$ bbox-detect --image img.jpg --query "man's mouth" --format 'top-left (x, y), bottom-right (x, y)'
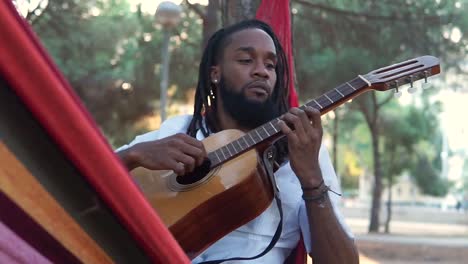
top-left (246, 82), bottom-right (270, 98)
top-left (249, 86), bottom-right (268, 96)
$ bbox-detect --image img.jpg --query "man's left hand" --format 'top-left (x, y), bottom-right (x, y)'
top-left (278, 106), bottom-right (323, 188)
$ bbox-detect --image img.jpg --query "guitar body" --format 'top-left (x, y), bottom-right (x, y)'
top-left (131, 129), bottom-right (274, 258)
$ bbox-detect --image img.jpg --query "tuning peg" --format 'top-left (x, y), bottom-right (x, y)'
top-left (393, 81), bottom-right (402, 98)
top-left (394, 89), bottom-right (402, 98)
top-left (421, 70), bottom-right (433, 89)
top-left (421, 82), bottom-right (432, 89)
top-left (407, 75), bottom-right (417, 93)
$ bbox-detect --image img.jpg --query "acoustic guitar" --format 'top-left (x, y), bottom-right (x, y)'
top-left (131, 55), bottom-right (440, 258)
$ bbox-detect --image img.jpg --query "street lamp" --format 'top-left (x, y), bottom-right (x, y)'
top-left (155, 1), bottom-right (182, 122)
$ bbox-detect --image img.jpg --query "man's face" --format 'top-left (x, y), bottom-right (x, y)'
top-left (213, 28), bottom-right (279, 129)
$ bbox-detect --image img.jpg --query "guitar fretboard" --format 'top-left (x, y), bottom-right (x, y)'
top-left (207, 76), bottom-right (369, 168)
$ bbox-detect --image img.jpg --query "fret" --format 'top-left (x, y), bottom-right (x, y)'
top-left (324, 94), bottom-right (334, 103)
top-left (220, 149), bottom-right (227, 160)
top-left (313, 99), bottom-right (323, 109)
top-left (247, 133), bottom-right (255, 145)
top-left (229, 142), bottom-right (238, 153)
top-left (346, 81), bottom-right (356, 91)
top-left (269, 121), bottom-right (278, 133)
top-left (226, 144), bottom-right (233, 156)
top-left (235, 139), bottom-right (243, 151)
top-left (318, 97), bottom-right (329, 108)
top-left (257, 126), bottom-right (268, 139)
top-left (254, 129), bottom-right (262, 141)
top-left (225, 147), bottom-right (232, 158)
top-left (261, 125), bottom-right (270, 137)
top-left (341, 82), bottom-right (354, 94)
top-left (214, 150), bottom-right (221, 162)
top-left (358, 74), bottom-right (371, 87)
top-left (242, 136), bottom-right (250, 147)
top-left (328, 89), bottom-right (343, 102)
top-left (335, 88), bottom-right (344, 97)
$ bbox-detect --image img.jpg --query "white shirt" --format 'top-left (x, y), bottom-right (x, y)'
top-left (117, 115), bottom-right (353, 263)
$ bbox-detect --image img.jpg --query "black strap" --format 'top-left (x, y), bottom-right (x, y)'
top-left (199, 146), bottom-right (283, 264)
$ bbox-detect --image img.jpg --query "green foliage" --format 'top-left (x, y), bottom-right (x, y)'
top-left (19, 0), bottom-right (203, 147)
top-left (292, 0), bottom-right (467, 201)
top-left (380, 101), bottom-right (450, 196)
top-left (411, 155), bottom-right (452, 196)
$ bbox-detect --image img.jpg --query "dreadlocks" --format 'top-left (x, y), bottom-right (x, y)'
top-left (186, 19), bottom-right (291, 163)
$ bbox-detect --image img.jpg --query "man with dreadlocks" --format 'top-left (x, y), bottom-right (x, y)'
top-left (117, 19), bottom-right (358, 264)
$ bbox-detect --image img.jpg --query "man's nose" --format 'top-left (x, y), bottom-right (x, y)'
top-left (252, 62), bottom-right (269, 79)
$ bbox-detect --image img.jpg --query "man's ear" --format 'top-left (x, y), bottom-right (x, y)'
top-left (210, 66), bottom-right (220, 83)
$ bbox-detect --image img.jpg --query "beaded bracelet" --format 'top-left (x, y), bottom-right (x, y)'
top-left (302, 185), bottom-right (329, 202)
top-left (301, 182), bottom-right (342, 203)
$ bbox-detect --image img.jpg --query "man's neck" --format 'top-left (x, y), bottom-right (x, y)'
top-left (217, 104), bottom-right (250, 133)
top-left (218, 109), bottom-right (249, 132)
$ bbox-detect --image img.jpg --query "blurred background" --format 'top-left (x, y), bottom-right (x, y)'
top-left (13, 0), bottom-right (468, 263)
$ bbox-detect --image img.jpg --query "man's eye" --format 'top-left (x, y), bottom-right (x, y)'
top-left (238, 59), bottom-right (252, 64)
top-left (265, 62), bottom-right (276, 70)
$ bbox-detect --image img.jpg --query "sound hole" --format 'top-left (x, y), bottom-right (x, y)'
top-left (176, 159), bottom-right (212, 185)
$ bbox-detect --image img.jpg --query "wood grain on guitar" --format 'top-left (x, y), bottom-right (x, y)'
top-left (131, 55), bottom-right (440, 259)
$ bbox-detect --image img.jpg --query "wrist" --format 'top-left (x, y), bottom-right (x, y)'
top-left (301, 179), bottom-right (324, 193)
top-left (302, 182), bottom-right (329, 205)
top-left (299, 170), bottom-right (323, 189)
top-left (117, 147), bottom-right (140, 170)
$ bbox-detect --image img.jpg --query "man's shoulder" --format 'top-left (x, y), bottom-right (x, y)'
top-left (158, 114), bottom-right (193, 136)
top-left (115, 115), bottom-right (194, 151)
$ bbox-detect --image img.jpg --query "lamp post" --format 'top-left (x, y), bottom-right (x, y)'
top-left (155, 1), bottom-right (181, 122)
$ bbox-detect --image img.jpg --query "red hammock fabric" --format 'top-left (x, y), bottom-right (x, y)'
top-left (0, 1), bottom-right (189, 263)
top-left (256, 0), bottom-right (299, 108)
top-left (256, 2), bottom-right (306, 264)
top-left (1, 0), bottom-right (303, 262)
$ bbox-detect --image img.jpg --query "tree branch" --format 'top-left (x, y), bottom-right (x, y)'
top-left (378, 93), bottom-right (394, 108)
top-left (184, 0), bottom-right (206, 19)
top-left (293, 0), bottom-right (440, 23)
top-left (356, 98), bottom-right (371, 126)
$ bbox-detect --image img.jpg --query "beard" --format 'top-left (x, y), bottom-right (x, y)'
top-left (218, 77), bottom-right (280, 130)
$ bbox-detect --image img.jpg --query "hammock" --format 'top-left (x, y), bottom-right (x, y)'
top-left (0, 0), bottom-right (303, 263)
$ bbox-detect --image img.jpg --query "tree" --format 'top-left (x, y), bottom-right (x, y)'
top-left (185, 0), bottom-right (220, 49)
top-left (379, 100), bottom-right (446, 233)
top-left (221, 0), bottom-right (261, 25)
top-left (16, 0), bottom-right (205, 146)
top-left (292, 0), bottom-right (468, 233)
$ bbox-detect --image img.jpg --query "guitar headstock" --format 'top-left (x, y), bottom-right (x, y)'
top-left (364, 55), bottom-right (440, 93)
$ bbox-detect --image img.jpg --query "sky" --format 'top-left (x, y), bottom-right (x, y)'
top-left (129, 0), bottom-right (207, 14)
top-left (398, 77), bottom-right (468, 152)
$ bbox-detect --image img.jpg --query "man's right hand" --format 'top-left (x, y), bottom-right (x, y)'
top-left (117, 133), bottom-right (207, 175)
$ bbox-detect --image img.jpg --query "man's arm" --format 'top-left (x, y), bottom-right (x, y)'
top-left (116, 133), bottom-right (207, 175)
top-left (278, 106), bottom-right (359, 263)
top-left (116, 147), bottom-right (140, 171)
top-left (302, 182), bottom-right (359, 263)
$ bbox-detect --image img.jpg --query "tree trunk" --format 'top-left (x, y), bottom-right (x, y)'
top-left (368, 121), bottom-right (383, 232)
top-left (384, 175), bottom-right (393, 233)
top-left (222, 0), bottom-right (261, 26)
top-left (202, 0), bottom-right (220, 49)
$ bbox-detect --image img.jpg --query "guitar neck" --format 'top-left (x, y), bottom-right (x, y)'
top-left (207, 76), bottom-right (370, 168)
